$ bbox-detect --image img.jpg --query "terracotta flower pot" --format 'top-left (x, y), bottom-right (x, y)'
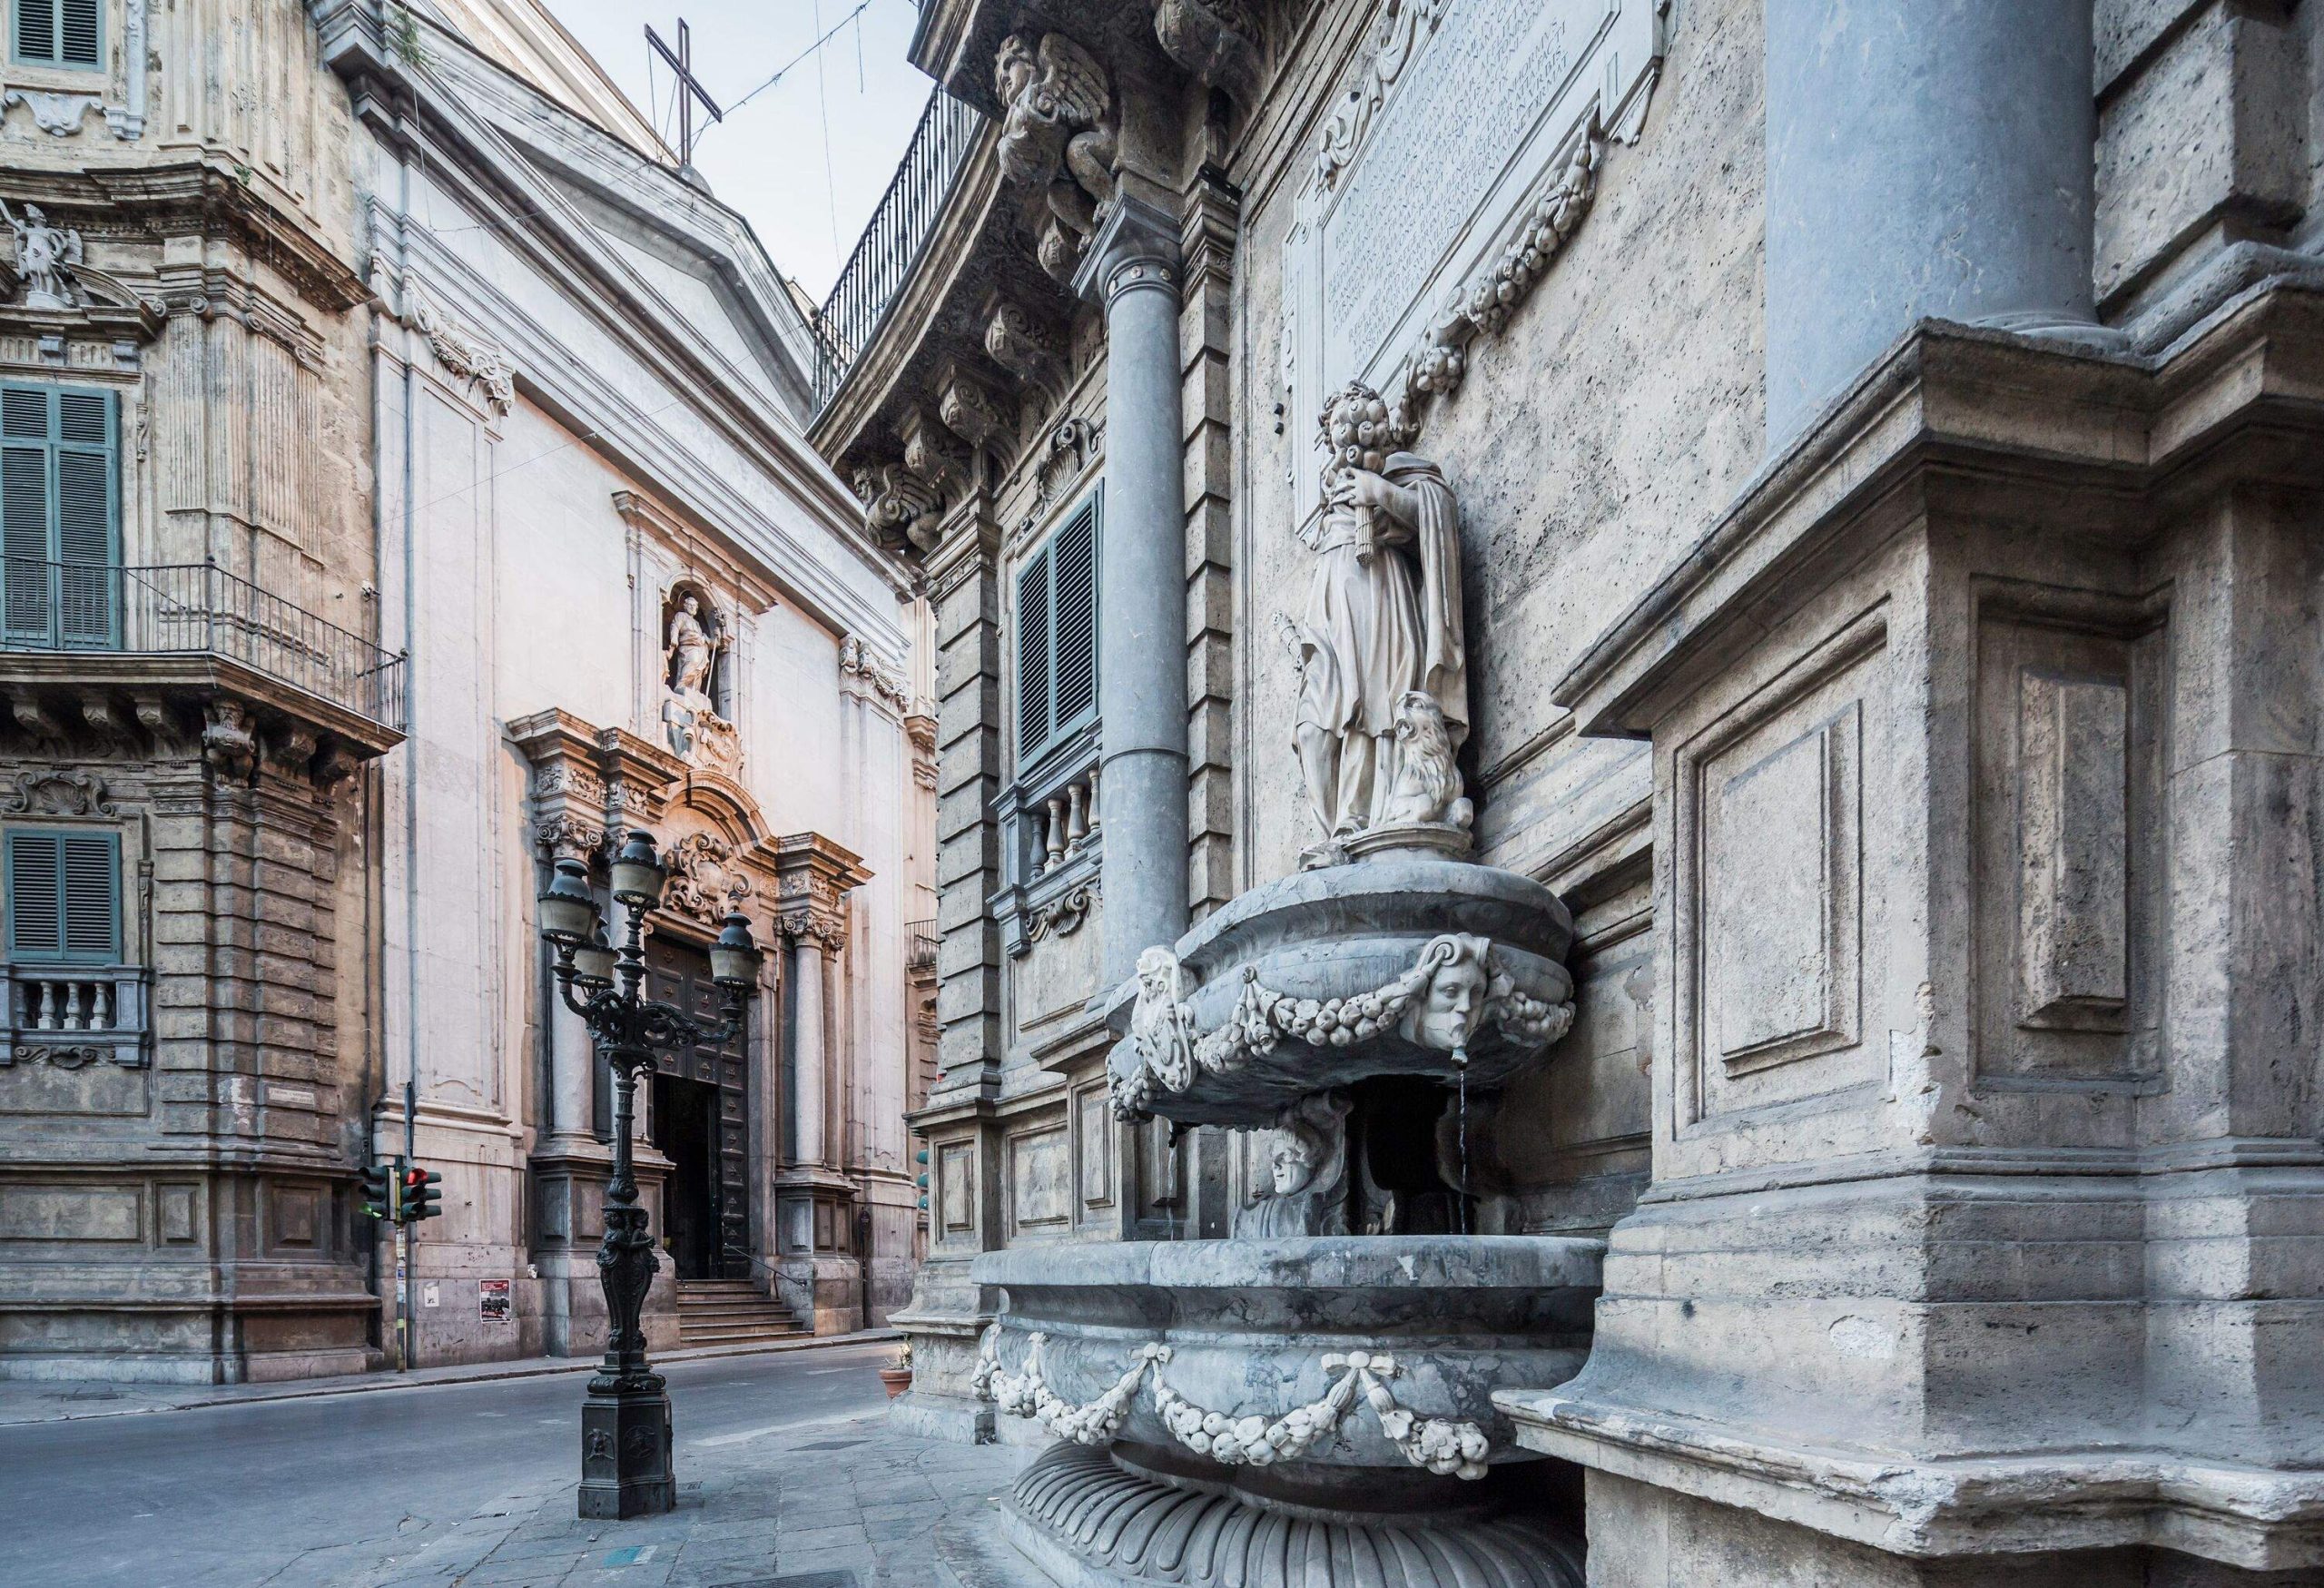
top-left (878, 1366), bottom-right (912, 1399)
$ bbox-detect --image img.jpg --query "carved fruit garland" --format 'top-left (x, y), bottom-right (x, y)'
top-left (973, 1326), bottom-right (1492, 1480)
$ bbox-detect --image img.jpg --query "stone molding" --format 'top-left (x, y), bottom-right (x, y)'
top-left (838, 633), bottom-right (912, 715)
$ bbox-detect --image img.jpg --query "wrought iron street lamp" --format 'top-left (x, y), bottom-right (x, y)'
top-left (540, 831), bottom-right (761, 1519)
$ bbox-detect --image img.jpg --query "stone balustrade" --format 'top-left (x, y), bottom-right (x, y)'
top-left (0, 962), bottom-right (149, 1067)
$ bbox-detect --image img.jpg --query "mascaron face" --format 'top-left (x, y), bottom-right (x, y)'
top-left (1268, 1139), bottom-right (1310, 1197)
top-left (1413, 958), bottom-right (1489, 1051)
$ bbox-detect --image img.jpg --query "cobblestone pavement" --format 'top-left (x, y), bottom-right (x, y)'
top-left (322, 1415), bottom-right (1039, 1588)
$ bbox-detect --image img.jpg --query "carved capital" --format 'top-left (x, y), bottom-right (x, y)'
top-left (1073, 192), bottom-right (1182, 307)
top-left (535, 814), bottom-right (607, 863)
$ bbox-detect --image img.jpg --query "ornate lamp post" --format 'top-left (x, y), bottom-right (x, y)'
top-left (539, 831), bottom-right (762, 1520)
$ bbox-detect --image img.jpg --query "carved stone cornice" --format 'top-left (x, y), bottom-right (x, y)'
top-left (771, 830), bottom-right (871, 950)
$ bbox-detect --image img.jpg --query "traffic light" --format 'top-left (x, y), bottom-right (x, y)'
top-left (400, 1164), bottom-right (443, 1223)
top-left (359, 1160), bottom-right (395, 1221)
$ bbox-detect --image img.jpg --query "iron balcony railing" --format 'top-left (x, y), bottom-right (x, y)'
top-left (808, 87), bottom-right (985, 412)
top-left (0, 557), bottom-right (408, 731)
top-left (906, 917), bottom-right (938, 975)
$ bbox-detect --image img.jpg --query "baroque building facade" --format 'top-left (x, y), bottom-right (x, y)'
top-left (812, 0), bottom-right (2324, 1583)
top-left (0, 0), bottom-right (936, 1383)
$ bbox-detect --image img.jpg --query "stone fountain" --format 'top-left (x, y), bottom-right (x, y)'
top-left (970, 386), bottom-right (1599, 1586)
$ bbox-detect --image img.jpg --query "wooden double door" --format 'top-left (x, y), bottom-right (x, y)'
top-left (645, 934), bottom-right (752, 1280)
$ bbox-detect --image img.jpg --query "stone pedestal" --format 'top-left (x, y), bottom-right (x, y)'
top-left (1521, 300), bottom-right (2324, 1580)
top-left (578, 1379), bottom-right (675, 1520)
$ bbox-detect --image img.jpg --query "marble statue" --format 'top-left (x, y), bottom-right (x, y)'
top-left (4, 201), bottom-right (81, 311)
top-left (662, 593), bottom-right (740, 774)
top-left (1286, 382), bottom-right (1469, 864)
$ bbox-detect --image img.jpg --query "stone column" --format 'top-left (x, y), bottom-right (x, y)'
top-left (1764, 0), bottom-right (2097, 446)
top-left (788, 932), bottom-right (827, 1169)
top-left (1073, 193), bottom-right (1189, 987)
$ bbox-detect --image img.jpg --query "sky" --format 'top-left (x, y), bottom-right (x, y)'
top-left (543, 0), bottom-right (935, 302)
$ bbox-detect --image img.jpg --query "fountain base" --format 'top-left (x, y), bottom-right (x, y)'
top-left (1003, 1441), bottom-right (1586, 1587)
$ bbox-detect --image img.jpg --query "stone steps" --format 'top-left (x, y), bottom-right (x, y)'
top-left (674, 1279), bottom-right (806, 1346)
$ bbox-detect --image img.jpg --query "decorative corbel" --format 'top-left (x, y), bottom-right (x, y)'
top-left (1153, 0), bottom-right (1262, 106)
top-left (852, 459), bottom-right (944, 556)
top-left (982, 296), bottom-right (1067, 404)
top-left (937, 360), bottom-right (1014, 455)
top-left (899, 405), bottom-right (971, 503)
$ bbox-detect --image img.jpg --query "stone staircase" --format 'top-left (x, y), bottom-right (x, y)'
top-left (674, 1278), bottom-right (808, 1347)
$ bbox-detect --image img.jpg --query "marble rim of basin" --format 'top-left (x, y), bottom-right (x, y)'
top-left (1104, 856), bottom-right (1578, 1126)
top-left (970, 1235), bottom-right (1603, 1474)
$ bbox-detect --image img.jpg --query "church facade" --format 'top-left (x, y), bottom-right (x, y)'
top-left (0, 0), bottom-right (934, 1383)
top-left (815, 0), bottom-right (2324, 1583)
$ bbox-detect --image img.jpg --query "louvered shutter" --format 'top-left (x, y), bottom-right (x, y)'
top-left (1049, 501), bottom-right (1098, 734)
top-left (5, 832), bottom-right (62, 959)
top-left (54, 390), bottom-right (115, 646)
top-left (0, 384), bottom-right (118, 647)
top-left (1017, 545), bottom-right (1052, 766)
top-left (58, 0), bottom-right (100, 67)
top-left (60, 833), bottom-right (119, 959)
top-left (5, 829), bottom-right (118, 964)
top-left (1, 389), bottom-right (48, 643)
top-left (13, 0), bottom-right (57, 63)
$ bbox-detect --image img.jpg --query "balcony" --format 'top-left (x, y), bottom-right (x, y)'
top-left (806, 87), bottom-right (986, 413)
top-left (0, 557), bottom-right (407, 735)
top-left (0, 963), bottom-right (147, 1068)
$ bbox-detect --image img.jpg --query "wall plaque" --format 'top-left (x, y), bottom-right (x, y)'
top-left (1282, 0), bottom-right (1664, 506)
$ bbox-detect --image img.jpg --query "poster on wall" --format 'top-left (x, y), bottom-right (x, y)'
top-left (479, 1278), bottom-right (511, 1324)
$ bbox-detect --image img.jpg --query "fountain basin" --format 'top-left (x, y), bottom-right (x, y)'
top-left (1106, 856), bottom-right (1577, 1125)
top-left (973, 1234), bottom-right (1600, 1471)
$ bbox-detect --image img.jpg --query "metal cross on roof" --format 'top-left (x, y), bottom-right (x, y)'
top-left (646, 19), bottom-right (724, 172)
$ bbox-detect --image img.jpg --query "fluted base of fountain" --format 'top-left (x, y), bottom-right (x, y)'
top-left (1003, 1441), bottom-right (1585, 1587)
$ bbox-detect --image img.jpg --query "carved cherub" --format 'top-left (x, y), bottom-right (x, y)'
top-left (993, 33), bottom-right (1118, 275)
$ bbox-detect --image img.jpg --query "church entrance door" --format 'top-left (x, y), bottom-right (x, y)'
top-left (645, 933), bottom-right (750, 1279)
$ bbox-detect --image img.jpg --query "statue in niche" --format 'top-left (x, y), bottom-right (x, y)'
top-left (1234, 1090), bottom-right (1353, 1238)
top-left (662, 592), bottom-right (741, 774)
top-left (1284, 382), bottom-right (1469, 866)
top-left (3, 201), bottom-right (81, 311)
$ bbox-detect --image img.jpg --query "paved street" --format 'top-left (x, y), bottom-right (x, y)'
top-left (0, 1341), bottom-right (1035, 1587)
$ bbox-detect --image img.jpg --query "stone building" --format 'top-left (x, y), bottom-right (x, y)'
top-left (0, 0), bottom-right (936, 1383)
top-left (812, 0), bottom-right (2324, 1583)
top-left (0, 0), bottom-right (396, 1384)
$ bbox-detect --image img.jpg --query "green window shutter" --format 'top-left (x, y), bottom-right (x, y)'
top-left (13, 0), bottom-right (56, 63)
top-left (6, 832), bottom-right (62, 958)
top-left (1017, 544), bottom-right (1052, 766)
top-left (14, 0), bottom-right (99, 67)
top-left (59, 0), bottom-right (99, 66)
top-left (0, 383), bottom-right (119, 647)
top-left (5, 828), bottom-right (119, 964)
top-left (1050, 500), bottom-right (1098, 735)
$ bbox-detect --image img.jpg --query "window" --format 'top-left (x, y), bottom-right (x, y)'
top-left (5, 828), bottom-right (121, 965)
top-left (1016, 493), bottom-right (1099, 768)
top-left (1, 382), bottom-right (119, 648)
top-left (12, 0), bottom-right (102, 68)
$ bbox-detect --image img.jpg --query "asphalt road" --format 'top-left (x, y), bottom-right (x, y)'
top-left (0, 1340), bottom-right (896, 1587)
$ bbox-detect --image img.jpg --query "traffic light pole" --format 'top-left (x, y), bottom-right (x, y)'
top-left (399, 1076), bottom-right (416, 1371)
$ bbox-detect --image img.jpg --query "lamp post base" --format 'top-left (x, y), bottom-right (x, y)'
top-left (578, 1378), bottom-right (675, 1519)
